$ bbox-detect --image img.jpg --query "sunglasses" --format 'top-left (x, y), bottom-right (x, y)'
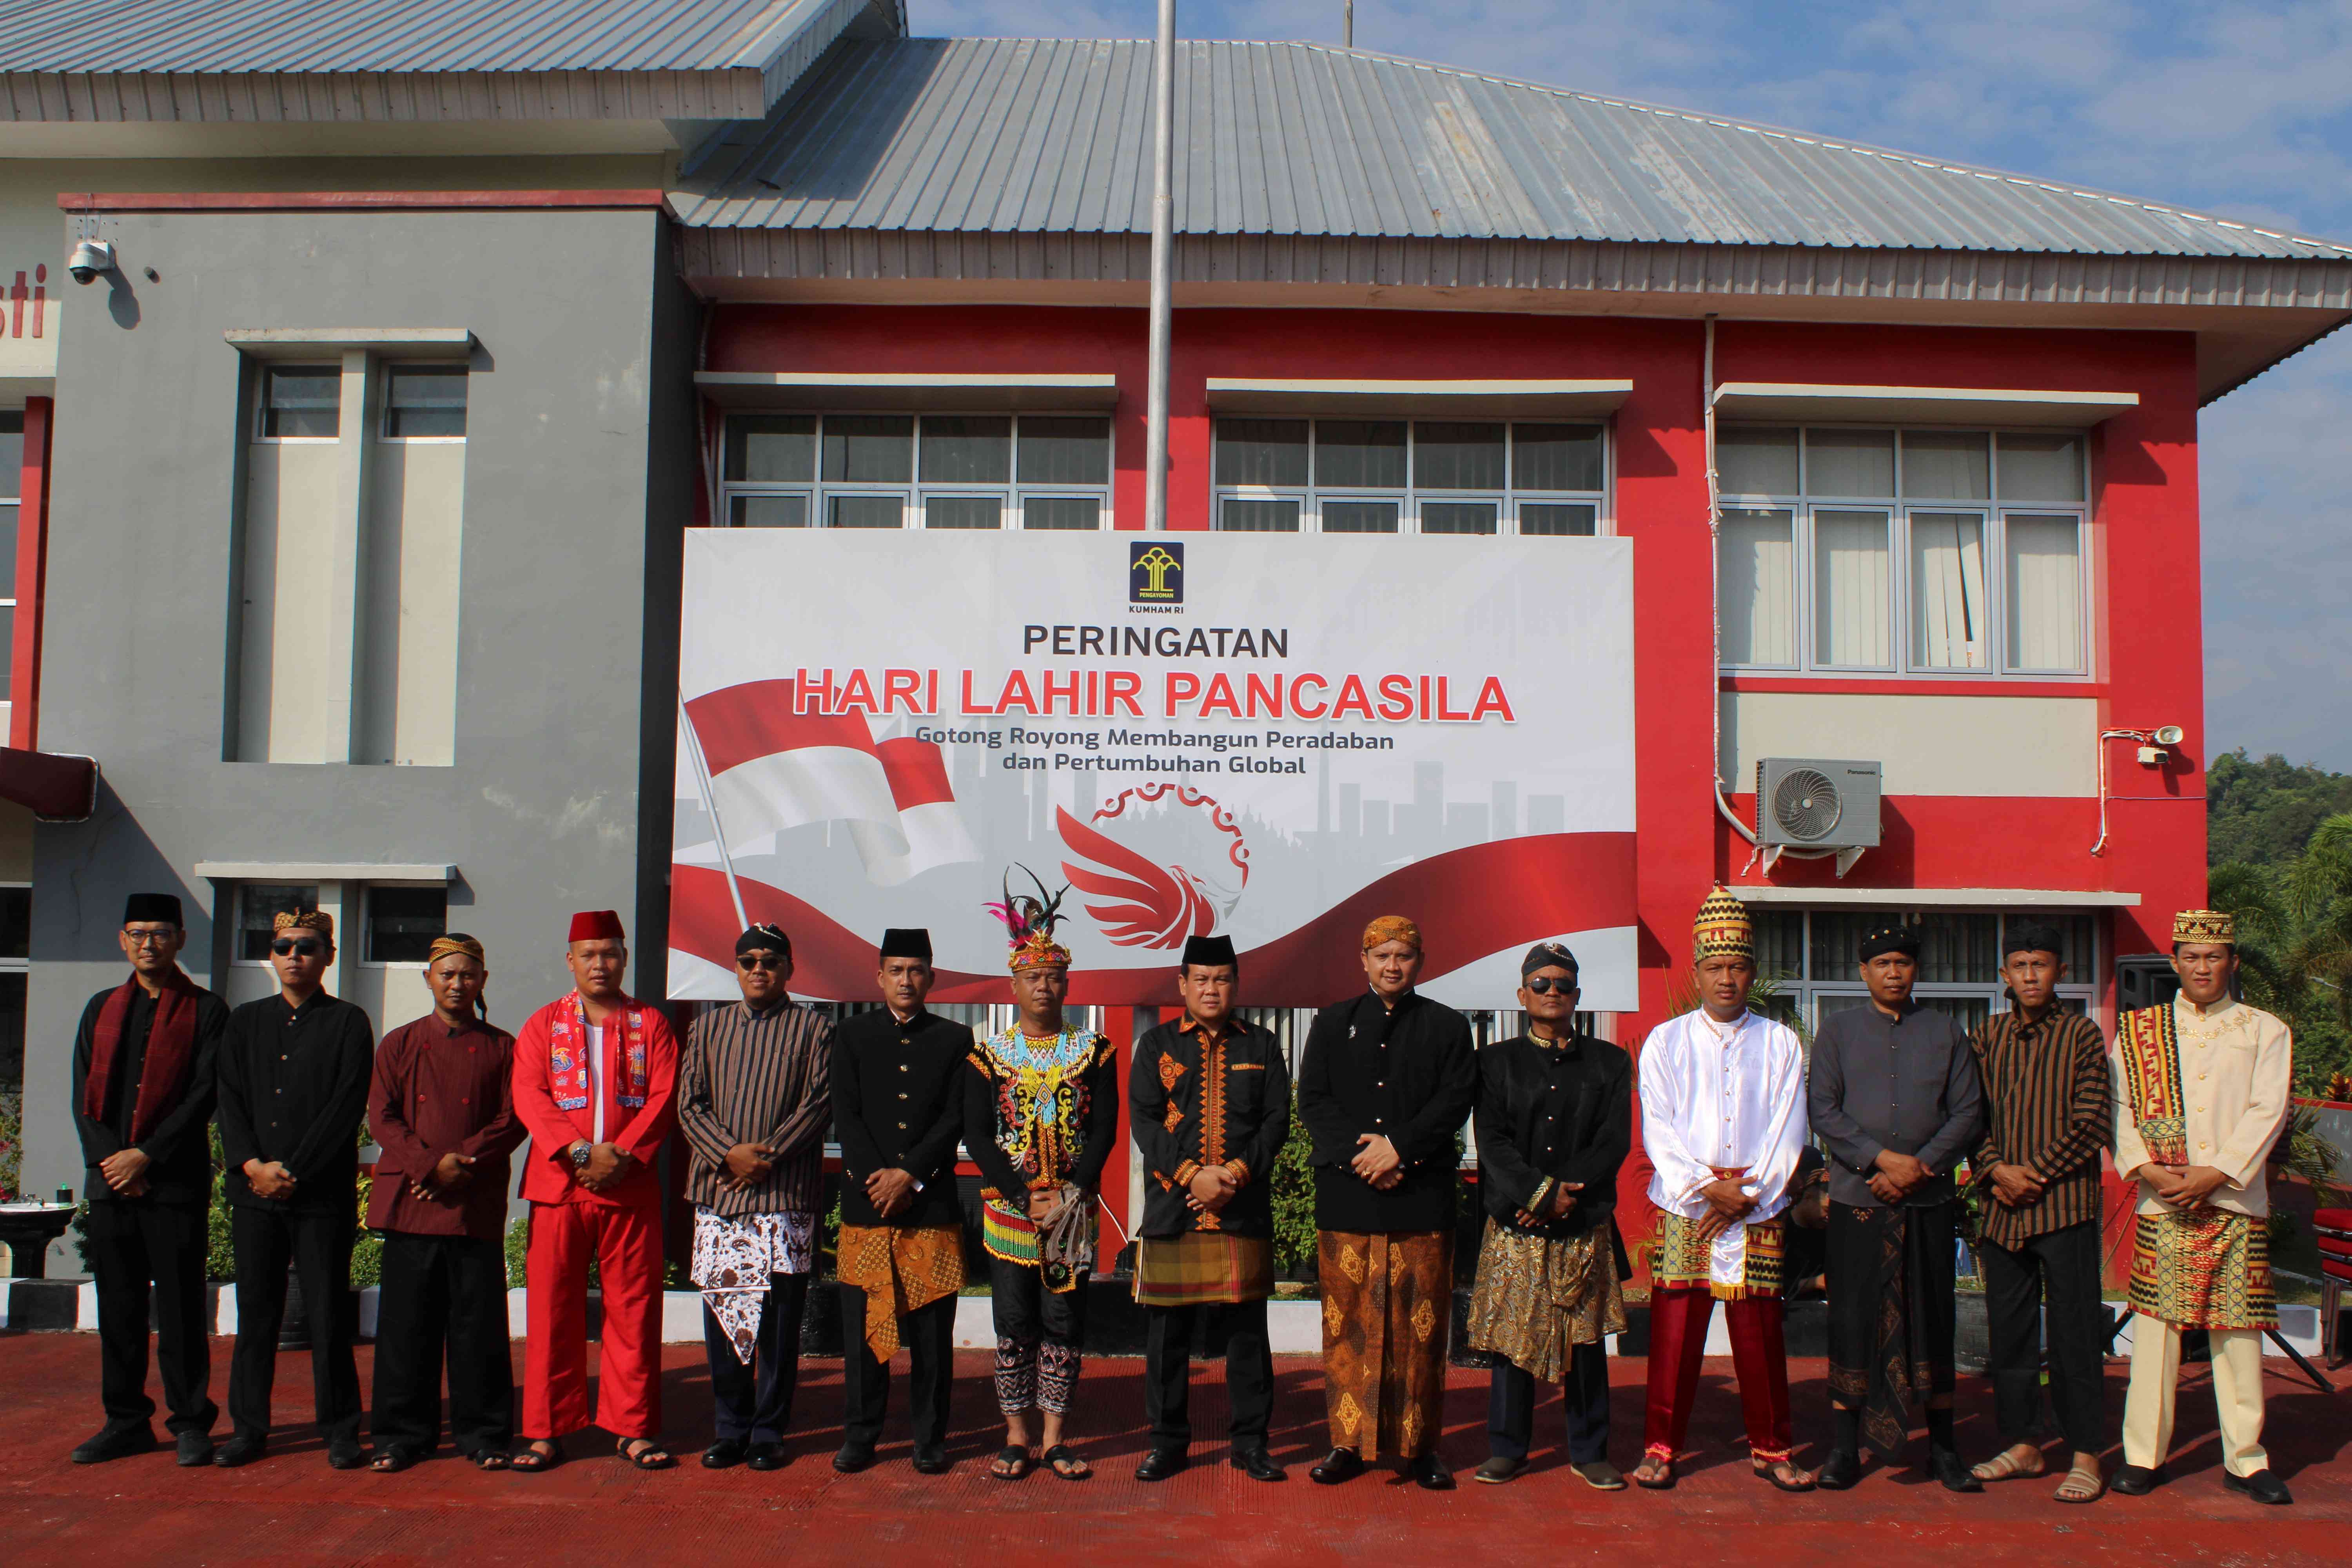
top-left (270, 937), bottom-right (323, 958)
top-left (1523, 976), bottom-right (1577, 995)
top-left (736, 953), bottom-right (789, 971)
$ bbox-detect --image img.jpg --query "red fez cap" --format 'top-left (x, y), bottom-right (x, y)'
top-left (568, 909), bottom-right (626, 944)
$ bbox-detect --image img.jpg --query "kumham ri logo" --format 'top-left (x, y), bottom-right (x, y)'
top-left (1057, 784), bottom-right (1249, 948)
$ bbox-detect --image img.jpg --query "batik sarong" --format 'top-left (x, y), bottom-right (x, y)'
top-left (1465, 1218), bottom-right (1627, 1384)
top-left (1318, 1229), bottom-right (1451, 1461)
top-left (1826, 1200), bottom-right (1958, 1462)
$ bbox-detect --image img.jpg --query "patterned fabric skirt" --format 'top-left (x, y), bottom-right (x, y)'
top-left (1318, 1229), bottom-right (1452, 1462)
top-left (1825, 1201), bottom-right (1957, 1462)
top-left (836, 1221), bottom-right (968, 1359)
top-left (1134, 1232), bottom-right (1275, 1308)
top-left (1651, 1210), bottom-right (1787, 1301)
top-left (691, 1207), bottom-right (817, 1365)
top-left (1465, 1218), bottom-right (1628, 1384)
top-left (2130, 1209), bottom-right (2277, 1330)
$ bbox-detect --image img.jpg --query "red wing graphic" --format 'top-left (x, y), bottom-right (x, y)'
top-left (1056, 806), bottom-right (1215, 949)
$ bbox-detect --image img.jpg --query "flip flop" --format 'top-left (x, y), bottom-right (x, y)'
top-left (990, 1445), bottom-right (1034, 1481)
top-left (1633, 1457), bottom-right (1676, 1491)
top-left (368, 1449), bottom-right (420, 1474)
top-left (1042, 1444), bottom-right (1091, 1481)
top-left (471, 1450), bottom-right (511, 1472)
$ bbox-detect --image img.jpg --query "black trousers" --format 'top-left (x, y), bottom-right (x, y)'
top-left (702, 1272), bottom-right (810, 1444)
top-left (1979, 1220), bottom-right (2108, 1455)
top-left (1488, 1342), bottom-right (1611, 1464)
top-left (1143, 1299), bottom-right (1274, 1450)
top-left (368, 1231), bottom-right (513, 1457)
top-left (84, 1197), bottom-right (216, 1434)
top-left (840, 1287), bottom-right (956, 1452)
top-left (227, 1205), bottom-right (362, 1445)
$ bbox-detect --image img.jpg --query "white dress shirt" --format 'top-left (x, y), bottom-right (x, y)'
top-left (586, 1023), bottom-right (607, 1144)
top-left (2112, 995), bottom-right (2292, 1220)
top-left (1640, 1007), bottom-right (1809, 1289)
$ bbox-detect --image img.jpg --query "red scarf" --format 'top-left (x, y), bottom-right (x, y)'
top-left (81, 969), bottom-right (201, 1143)
top-left (545, 992), bottom-right (650, 1114)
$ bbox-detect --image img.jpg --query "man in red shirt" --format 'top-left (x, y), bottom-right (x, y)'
top-left (509, 911), bottom-right (681, 1472)
top-left (364, 934), bottom-right (524, 1472)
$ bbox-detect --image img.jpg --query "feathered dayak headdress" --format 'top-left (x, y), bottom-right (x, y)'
top-left (985, 865), bottom-right (1073, 972)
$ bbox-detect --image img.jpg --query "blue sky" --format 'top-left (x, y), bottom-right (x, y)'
top-left (915, 0), bottom-right (2352, 771)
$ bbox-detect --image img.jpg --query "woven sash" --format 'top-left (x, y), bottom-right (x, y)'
top-left (2115, 1005), bottom-right (2188, 1167)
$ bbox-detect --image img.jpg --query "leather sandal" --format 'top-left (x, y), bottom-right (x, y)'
top-left (616, 1437), bottom-right (675, 1470)
top-left (990, 1445), bottom-right (1034, 1481)
top-left (1043, 1443), bottom-right (1091, 1480)
top-left (2055, 1463), bottom-right (2105, 1504)
top-left (1971, 1446), bottom-right (2045, 1485)
top-left (1632, 1454), bottom-right (1676, 1490)
top-left (511, 1439), bottom-right (564, 1474)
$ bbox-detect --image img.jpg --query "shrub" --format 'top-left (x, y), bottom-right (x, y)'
top-left (0, 1091), bottom-right (21, 1200)
top-left (1269, 1090), bottom-right (1316, 1276)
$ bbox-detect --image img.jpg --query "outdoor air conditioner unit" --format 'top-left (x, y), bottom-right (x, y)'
top-left (1753, 757), bottom-right (1882, 877)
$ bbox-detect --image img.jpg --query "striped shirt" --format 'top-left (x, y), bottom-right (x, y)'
top-left (678, 998), bottom-right (835, 1217)
top-left (1967, 1006), bottom-right (2112, 1247)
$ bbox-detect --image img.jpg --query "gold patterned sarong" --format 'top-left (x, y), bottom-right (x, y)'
top-left (1318, 1229), bottom-right (1451, 1461)
top-left (2130, 1209), bottom-right (2277, 1330)
top-left (1134, 1232), bottom-right (1274, 1308)
top-left (1651, 1210), bottom-right (1786, 1301)
top-left (1465, 1218), bottom-right (1627, 1384)
top-left (836, 1221), bottom-right (967, 1358)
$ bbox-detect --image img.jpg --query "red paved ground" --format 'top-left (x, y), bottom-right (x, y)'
top-left (1, 1333), bottom-right (2344, 1565)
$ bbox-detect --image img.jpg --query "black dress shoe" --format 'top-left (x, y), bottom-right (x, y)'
top-left (1814, 1449), bottom-right (1862, 1491)
top-left (71, 1423), bottom-right (156, 1465)
top-left (2221, 1468), bottom-right (2292, 1505)
top-left (1134, 1446), bottom-right (1189, 1483)
top-left (175, 1431), bottom-right (217, 1468)
top-left (745, 1441), bottom-right (788, 1472)
top-left (213, 1434), bottom-right (268, 1469)
top-left (1930, 1447), bottom-right (1983, 1494)
top-left (327, 1442), bottom-right (367, 1470)
top-left (2109, 1464), bottom-right (2164, 1496)
top-left (703, 1439), bottom-right (748, 1469)
top-left (1309, 1446), bottom-right (1366, 1485)
top-left (911, 1447), bottom-right (951, 1475)
top-left (832, 1443), bottom-right (877, 1474)
top-left (1229, 1447), bottom-right (1286, 1483)
top-left (1408, 1453), bottom-right (1455, 1491)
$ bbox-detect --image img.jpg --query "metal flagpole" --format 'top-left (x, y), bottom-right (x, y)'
top-left (1343, 0), bottom-right (1353, 47)
top-left (679, 691), bottom-right (750, 932)
top-left (1143, 0), bottom-right (1176, 533)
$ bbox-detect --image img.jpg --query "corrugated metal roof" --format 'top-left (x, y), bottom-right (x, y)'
top-left (0, 0), bottom-right (848, 74)
top-left (675, 38), bottom-right (2352, 261)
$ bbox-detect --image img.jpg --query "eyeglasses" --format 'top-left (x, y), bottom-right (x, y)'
top-left (736, 953), bottom-right (789, 971)
top-left (1523, 976), bottom-right (1577, 995)
top-left (122, 928), bottom-right (178, 947)
top-left (270, 938), bottom-right (323, 958)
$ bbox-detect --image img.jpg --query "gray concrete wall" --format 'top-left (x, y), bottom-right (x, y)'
top-left (20, 206), bottom-right (684, 1258)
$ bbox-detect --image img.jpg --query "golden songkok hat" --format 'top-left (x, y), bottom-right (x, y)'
top-left (987, 866), bottom-right (1073, 972)
top-left (2172, 908), bottom-right (2236, 946)
top-left (426, 933), bottom-right (486, 967)
top-left (1361, 915), bottom-right (1423, 952)
top-left (1691, 887), bottom-right (1753, 960)
top-left (274, 909), bottom-right (334, 941)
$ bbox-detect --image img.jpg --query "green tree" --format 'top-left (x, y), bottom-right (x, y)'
top-left (2207, 750), bottom-right (2352, 868)
top-left (2209, 812), bottom-right (2352, 1094)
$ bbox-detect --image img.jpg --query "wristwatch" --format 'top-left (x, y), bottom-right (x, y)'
top-left (569, 1142), bottom-right (593, 1168)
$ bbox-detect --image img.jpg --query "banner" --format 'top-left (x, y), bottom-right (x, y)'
top-left (670, 531), bottom-right (1636, 1009)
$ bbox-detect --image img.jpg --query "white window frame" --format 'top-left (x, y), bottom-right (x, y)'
top-left (1717, 425), bottom-right (2091, 680)
top-left (357, 882), bottom-right (451, 970)
top-left (1210, 417), bottom-right (1610, 537)
top-left (251, 362), bottom-right (345, 445)
top-left (376, 362), bottom-right (470, 445)
top-left (1753, 907), bottom-right (2102, 1034)
top-left (0, 880), bottom-right (28, 979)
top-left (719, 412), bottom-right (1113, 531)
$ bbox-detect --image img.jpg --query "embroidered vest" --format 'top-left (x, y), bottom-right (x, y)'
top-left (2114, 1004), bottom-right (2188, 1167)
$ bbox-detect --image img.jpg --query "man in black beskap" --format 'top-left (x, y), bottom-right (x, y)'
top-left (1296, 915), bottom-right (1478, 1490)
top-left (829, 928), bottom-right (973, 1476)
top-left (213, 910), bottom-right (377, 1469)
top-left (68, 892), bottom-right (231, 1466)
top-left (1128, 933), bottom-right (1292, 1485)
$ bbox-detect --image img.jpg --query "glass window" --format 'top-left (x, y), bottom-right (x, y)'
top-left (1519, 503), bottom-right (1595, 536)
top-left (1719, 508), bottom-right (1795, 666)
top-left (1419, 501), bottom-right (1497, 535)
top-left (1314, 420), bottom-right (1408, 488)
top-left (1717, 427), bottom-right (1798, 495)
top-left (365, 887), bottom-right (447, 964)
top-left (822, 416), bottom-right (913, 483)
top-left (1813, 509), bottom-right (1891, 667)
top-left (2005, 514), bottom-right (2083, 670)
top-left (1023, 496), bottom-right (1100, 530)
top-left (1804, 428), bottom-right (1894, 496)
top-left (1808, 912), bottom-right (1878, 980)
top-left (0, 505), bottom-right (16, 596)
top-left (1917, 913), bottom-right (1999, 984)
top-left (828, 495), bottom-right (902, 528)
top-left (1321, 500), bottom-right (1399, 533)
top-left (261, 365), bottom-right (340, 439)
top-left (239, 884), bottom-right (319, 962)
top-left (1513, 424), bottom-right (1604, 491)
top-left (925, 496), bottom-right (1002, 530)
top-left (729, 494), bottom-right (808, 528)
top-left (0, 886), bottom-right (27, 959)
top-left (0, 410), bottom-right (22, 500)
top-left (1220, 498), bottom-right (1301, 532)
top-left (919, 416), bottom-right (1011, 483)
top-left (1901, 430), bottom-right (1990, 499)
top-left (726, 415), bottom-right (816, 482)
top-left (1017, 417), bottom-right (1110, 484)
top-left (1909, 511), bottom-right (1989, 670)
top-left (383, 365), bottom-right (467, 438)
top-left (1754, 908), bottom-right (1804, 980)
top-left (1996, 433), bottom-right (2084, 502)
top-left (1214, 419), bottom-right (1309, 486)
top-left (1412, 422), bottom-right (1505, 490)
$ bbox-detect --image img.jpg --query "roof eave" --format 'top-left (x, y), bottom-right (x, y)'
top-left (0, 65), bottom-right (776, 123)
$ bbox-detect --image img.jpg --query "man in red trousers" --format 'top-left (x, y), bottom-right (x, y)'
top-left (510, 910), bottom-right (680, 1472)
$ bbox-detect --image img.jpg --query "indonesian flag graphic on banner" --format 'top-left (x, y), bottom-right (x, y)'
top-left (682, 680), bottom-right (980, 887)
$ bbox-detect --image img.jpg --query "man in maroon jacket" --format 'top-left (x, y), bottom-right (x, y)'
top-left (364, 935), bottom-right (524, 1472)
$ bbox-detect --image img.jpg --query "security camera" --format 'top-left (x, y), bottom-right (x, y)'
top-left (2152, 724), bottom-right (2185, 746)
top-left (67, 238), bottom-right (114, 285)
